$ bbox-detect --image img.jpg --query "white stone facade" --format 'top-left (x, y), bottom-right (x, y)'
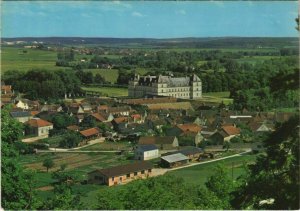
top-left (128, 74), bottom-right (202, 99)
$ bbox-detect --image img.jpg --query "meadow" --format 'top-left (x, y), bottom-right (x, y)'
top-left (167, 153), bottom-right (257, 186)
top-left (201, 91), bottom-right (233, 105)
top-left (1, 47), bottom-right (67, 72)
top-left (81, 86), bottom-right (128, 97)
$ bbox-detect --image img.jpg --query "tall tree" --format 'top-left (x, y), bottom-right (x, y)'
top-left (1, 106), bottom-right (40, 209)
top-left (232, 115), bottom-right (300, 209)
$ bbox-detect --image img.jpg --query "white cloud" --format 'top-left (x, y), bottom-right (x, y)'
top-left (176, 9), bottom-right (186, 15)
top-left (132, 11), bottom-right (144, 17)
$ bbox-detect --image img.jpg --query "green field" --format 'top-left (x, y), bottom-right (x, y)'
top-left (81, 86), bottom-right (128, 97)
top-left (84, 68), bottom-right (149, 83)
top-left (167, 153), bottom-right (257, 186)
top-left (78, 141), bottom-right (132, 151)
top-left (201, 91), bottom-right (233, 105)
top-left (1, 47), bottom-right (68, 72)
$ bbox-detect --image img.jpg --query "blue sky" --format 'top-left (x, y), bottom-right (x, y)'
top-left (2, 1), bottom-right (298, 38)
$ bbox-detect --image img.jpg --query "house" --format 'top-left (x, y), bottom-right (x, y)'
top-left (80, 127), bottom-right (101, 140)
top-left (134, 144), bottom-right (159, 160)
top-left (210, 125), bottom-right (241, 144)
top-left (138, 136), bottom-right (179, 150)
top-left (40, 104), bottom-right (63, 112)
top-left (68, 104), bottom-right (84, 115)
top-left (25, 118), bottom-right (53, 138)
top-left (160, 153), bottom-right (189, 168)
top-left (15, 99), bottom-right (40, 110)
top-left (90, 112), bottom-right (114, 123)
top-left (66, 125), bottom-right (80, 132)
top-left (112, 117), bottom-right (130, 131)
top-left (1, 85), bottom-right (13, 95)
top-left (248, 122), bottom-right (274, 133)
top-left (88, 161), bottom-right (153, 186)
top-left (81, 102), bottom-right (93, 113)
top-left (179, 131), bottom-right (204, 147)
top-left (177, 123), bottom-right (202, 133)
top-left (131, 114), bottom-right (143, 123)
top-left (108, 106), bottom-right (131, 116)
top-left (10, 111), bottom-right (32, 123)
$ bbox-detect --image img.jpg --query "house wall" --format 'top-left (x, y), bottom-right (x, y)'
top-left (37, 125), bottom-right (53, 137)
top-left (129, 79), bottom-right (202, 99)
top-left (16, 116), bottom-right (32, 123)
top-left (134, 149), bottom-right (159, 160)
top-left (89, 169), bottom-right (152, 186)
top-left (16, 101), bottom-right (29, 109)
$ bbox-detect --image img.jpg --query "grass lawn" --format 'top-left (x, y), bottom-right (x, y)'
top-left (84, 69), bottom-right (119, 83)
top-left (84, 68), bottom-right (150, 84)
top-left (201, 91), bottom-right (233, 105)
top-left (167, 153), bottom-right (257, 186)
top-left (81, 86), bottom-right (128, 97)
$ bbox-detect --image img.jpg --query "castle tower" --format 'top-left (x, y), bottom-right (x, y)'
top-left (190, 74), bottom-right (202, 99)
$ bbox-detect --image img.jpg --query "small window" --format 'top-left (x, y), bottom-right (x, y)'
top-left (112, 177), bottom-right (114, 181)
top-left (134, 172), bottom-right (138, 176)
top-left (148, 169), bottom-right (152, 173)
top-left (126, 174), bottom-right (130, 178)
top-left (141, 170), bottom-right (145, 174)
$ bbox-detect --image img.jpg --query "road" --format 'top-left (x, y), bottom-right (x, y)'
top-left (151, 149), bottom-right (252, 176)
top-left (37, 137), bottom-right (108, 153)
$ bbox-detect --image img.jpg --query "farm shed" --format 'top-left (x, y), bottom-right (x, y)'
top-left (160, 153), bottom-right (189, 168)
top-left (134, 144), bottom-right (159, 161)
top-left (88, 161), bottom-right (153, 186)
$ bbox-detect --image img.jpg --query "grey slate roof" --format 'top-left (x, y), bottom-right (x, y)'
top-left (10, 111), bottom-right (31, 118)
top-left (137, 144), bottom-right (158, 151)
top-left (161, 153), bottom-right (189, 163)
top-left (136, 74), bottom-right (201, 87)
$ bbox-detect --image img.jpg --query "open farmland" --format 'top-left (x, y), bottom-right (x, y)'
top-left (81, 86), bottom-right (128, 97)
top-left (167, 153), bottom-right (257, 186)
top-left (84, 68), bottom-right (149, 84)
top-left (1, 47), bottom-right (68, 72)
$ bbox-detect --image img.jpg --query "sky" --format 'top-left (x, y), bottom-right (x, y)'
top-left (1, 1), bottom-right (298, 38)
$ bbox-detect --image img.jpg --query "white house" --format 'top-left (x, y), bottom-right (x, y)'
top-left (134, 144), bottom-right (159, 161)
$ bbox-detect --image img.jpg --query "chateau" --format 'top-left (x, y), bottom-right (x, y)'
top-left (128, 74), bottom-right (202, 99)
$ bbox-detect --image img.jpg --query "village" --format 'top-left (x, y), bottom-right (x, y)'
top-left (1, 78), bottom-right (295, 187)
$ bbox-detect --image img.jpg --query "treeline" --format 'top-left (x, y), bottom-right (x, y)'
top-left (55, 48), bottom-right (298, 71)
top-left (2, 69), bottom-right (83, 101)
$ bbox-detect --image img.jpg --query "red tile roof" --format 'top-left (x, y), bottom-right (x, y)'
top-left (221, 126), bottom-right (240, 136)
top-left (80, 127), bottom-right (100, 137)
top-left (113, 117), bottom-right (128, 124)
top-left (26, 118), bottom-right (53, 127)
top-left (177, 123), bottom-right (202, 133)
top-left (1, 85), bottom-right (12, 92)
top-left (30, 111), bottom-right (40, 116)
top-left (67, 125), bottom-right (79, 131)
top-left (91, 113), bottom-right (106, 122)
top-left (131, 114), bottom-right (141, 119)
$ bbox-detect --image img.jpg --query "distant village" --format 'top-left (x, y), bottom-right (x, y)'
top-left (1, 76), bottom-right (295, 187)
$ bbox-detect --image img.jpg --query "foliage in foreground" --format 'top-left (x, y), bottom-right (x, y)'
top-left (232, 115), bottom-right (300, 209)
top-left (95, 167), bottom-right (233, 210)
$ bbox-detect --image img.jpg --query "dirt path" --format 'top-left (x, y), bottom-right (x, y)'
top-left (43, 137), bottom-right (106, 152)
top-left (37, 150), bottom-right (121, 153)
